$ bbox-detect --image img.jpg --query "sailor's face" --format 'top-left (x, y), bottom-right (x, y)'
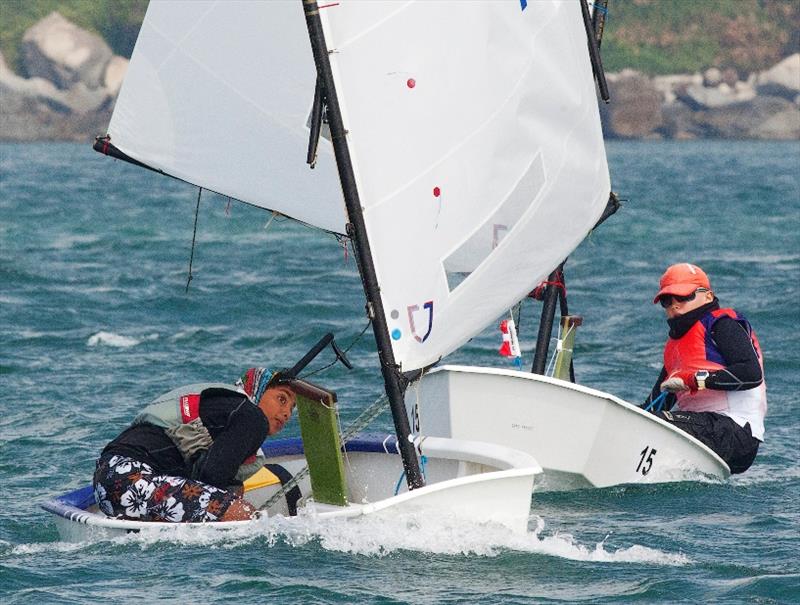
top-left (662, 289), bottom-right (714, 319)
top-left (258, 386), bottom-right (296, 435)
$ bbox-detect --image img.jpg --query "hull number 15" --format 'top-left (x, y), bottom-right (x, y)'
top-left (637, 446), bottom-right (657, 475)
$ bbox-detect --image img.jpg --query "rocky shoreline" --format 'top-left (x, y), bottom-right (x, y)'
top-left (602, 57), bottom-right (800, 140)
top-left (1, 12), bottom-right (798, 142)
top-left (0, 13), bottom-right (128, 142)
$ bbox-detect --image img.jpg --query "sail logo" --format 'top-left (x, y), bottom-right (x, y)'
top-left (407, 301), bottom-right (434, 343)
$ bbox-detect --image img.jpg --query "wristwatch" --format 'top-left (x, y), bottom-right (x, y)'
top-left (695, 370), bottom-right (710, 390)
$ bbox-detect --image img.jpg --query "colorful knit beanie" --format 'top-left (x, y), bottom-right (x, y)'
top-left (236, 367), bottom-right (276, 404)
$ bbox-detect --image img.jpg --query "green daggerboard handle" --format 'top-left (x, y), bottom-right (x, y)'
top-left (553, 315), bottom-right (583, 381)
top-left (293, 379), bottom-right (348, 506)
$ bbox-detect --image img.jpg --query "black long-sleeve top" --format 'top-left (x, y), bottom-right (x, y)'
top-left (644, 300), bottom-right (763, 408)
top-left (101, 388), bottom-right (269, 489)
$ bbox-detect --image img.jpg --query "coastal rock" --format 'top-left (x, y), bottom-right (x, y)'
top-left (1, 53), bottom-right (65, 108)
top-left (756, 53), bottom-right (800, 101)
top-left (21, 12), bottom-right (112, 90)
top-left (703, 67), bottom-right (722, 87)
top-left (0, 80), bottom-right (112, 141)
top-left (659, 101), bottom-right (701, 139)
top-left (103, 56), bottom-right (129, 96)
top-left (1, 59), bottom-right (110, 113)
top-left (750, 107), bottom-right (800, 140)
top-left (0, 49), bottom-right (113, 141)
top-left (678, 82), bottom-right (756, 109)
top-left (693, 96), bottom-right (796, 139)
top-left (0, 71), bottom-right (65, 140)
top-left (601, 72), bottom-right (663, 138)
top-left (59, 82), bottom-right (112, 114)
top-left (652, 73), bottom-right (702, 104)
top-left (721, 68), bottom-right (740, 88)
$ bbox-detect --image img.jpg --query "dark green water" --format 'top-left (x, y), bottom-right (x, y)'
top-left (1, 141), bottom-right (798, 603)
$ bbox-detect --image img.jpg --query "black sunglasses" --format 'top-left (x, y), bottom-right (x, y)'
top-left (659, 288), bottom-right (709, 308)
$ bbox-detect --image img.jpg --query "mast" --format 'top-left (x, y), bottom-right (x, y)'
top-left (302, 0), bottom-right (425, 489)
top-left (531, 263), bottom-right (565, 376)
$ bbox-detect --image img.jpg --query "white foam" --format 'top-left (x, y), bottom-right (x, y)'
top-left (51, 234), bottom-right (101, 250)
top-left (10, 540), bottom-right (92, 556)
top-left (643, 463), bottom-right (728, 486)
top-left (86, 332), bottom-right (158, 348)
top-left (729, 463), bottom-right (800, 487)
top-left (65, 513), bottom-right (690, 565)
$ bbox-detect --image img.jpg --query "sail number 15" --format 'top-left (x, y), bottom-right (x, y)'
top-left (636, 446), bottom-right (657, 475)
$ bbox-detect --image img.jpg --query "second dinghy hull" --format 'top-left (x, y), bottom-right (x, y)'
top-left (405, 366), bottom-right (730, 491)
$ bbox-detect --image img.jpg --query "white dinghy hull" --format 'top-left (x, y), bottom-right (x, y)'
top-left (405, 366), bottom-right (730, 491)
top-left (43, 434), bottom-right (540, 542)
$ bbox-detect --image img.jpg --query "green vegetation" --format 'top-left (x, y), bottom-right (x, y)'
top-left (601, 0), bottom-right (799, 75)
top-left (0, 0), bottom-right (797, 77)
top-left (0, 0), bottom-right (146, 74)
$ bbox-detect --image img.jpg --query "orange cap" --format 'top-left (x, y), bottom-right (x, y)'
top-left (653, 263), bottom-right (711, 304)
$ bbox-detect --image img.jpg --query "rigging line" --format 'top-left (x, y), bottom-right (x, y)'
top-left (644, 391), bottom-right (667, 413)
top-left (258, 392), bottom-right (389, 511)
top-left (299, 319), bottom-right (372, 380)
top-left (263, 211), bottom-right (279, 231)
top-left (337, 402), bottom-right (356, 477)
top-left (544, 320), bottom-right (564, 376)
top-left (512, 302), bottom-right (522, 335)
top-left (545, 344), bottom-right (558, 377)
top-left (545, 322), bottom-right (575, 377)
top-left (411, 366), bottom-right (427, 434)
top-left (331, 233), bottom-right (353, 264)
top-left (185, 187), bottom-right (203, 293)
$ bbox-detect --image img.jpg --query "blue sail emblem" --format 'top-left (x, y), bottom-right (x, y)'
top-left (407, 301), bottom-right (434, 343)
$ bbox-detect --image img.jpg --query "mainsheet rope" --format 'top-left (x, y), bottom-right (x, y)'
top-left (644, 391), bottom-right (668, 413)
top-left (185, 187), bottom-right (203, 292)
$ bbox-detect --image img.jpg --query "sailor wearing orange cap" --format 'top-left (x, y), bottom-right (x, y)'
top-left (645, 263), bottom-right (766, 473)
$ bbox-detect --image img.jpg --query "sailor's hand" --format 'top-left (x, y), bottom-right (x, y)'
top-left (661, 370), bottom-right (698, 394)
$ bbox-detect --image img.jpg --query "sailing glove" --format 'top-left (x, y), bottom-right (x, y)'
top-left (661, 370), bottom-right (699, 394)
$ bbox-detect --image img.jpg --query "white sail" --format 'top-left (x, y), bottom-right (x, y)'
top-left (107, 0), bottom-right (347, 234)
top-left (320, 0), bottom-right (610, 371)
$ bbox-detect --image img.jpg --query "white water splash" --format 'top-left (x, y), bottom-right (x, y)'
top-left (729, 463), bottom-right (800, 487)
top-left (9, 540), bottom-right (94, 556)
top-left (87, 331), bottom-right (158, 348)
top-left (50, 512), bottom-right (690, 565)
top-left (643, 463), bottom-right (729, 487)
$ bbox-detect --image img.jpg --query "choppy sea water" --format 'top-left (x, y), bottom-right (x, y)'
top-left (1, 140), bottom-right (798, 604)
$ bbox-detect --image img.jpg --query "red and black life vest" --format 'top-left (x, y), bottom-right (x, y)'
top-left (663, 308), bottom-right (767, 440)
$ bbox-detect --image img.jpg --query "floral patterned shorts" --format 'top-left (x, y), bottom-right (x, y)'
top-left (93, 454), bottom-right (238, 522)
